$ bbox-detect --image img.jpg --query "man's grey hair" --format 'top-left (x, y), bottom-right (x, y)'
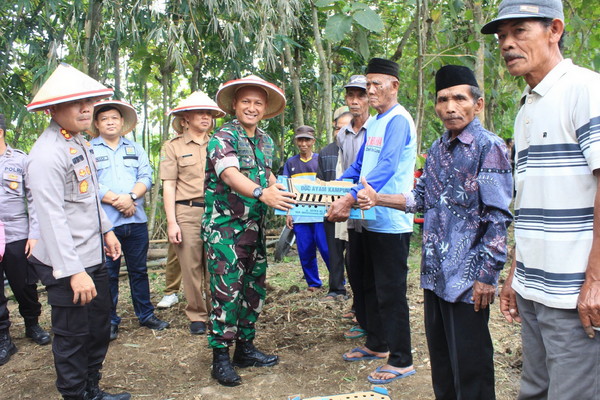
top-left (334, 111), bottom-right (352, 124)
top-left (469, 86), bottom-right (483, 103)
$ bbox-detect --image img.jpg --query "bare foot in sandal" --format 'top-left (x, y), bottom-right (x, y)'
top-left (342, 346), bottom-right (389, 362)
top-left (368, 364), bottom-right (416, 384)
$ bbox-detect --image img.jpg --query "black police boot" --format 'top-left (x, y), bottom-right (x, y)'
top-left (232, 340), bottom-right (278, 368)
top-left (24, 318), bottom-right (52, 345)
top-left (212, 347), bottom-right (241, 387)
top-left (84, 371), bottom-right (131, 400)
top-left (0, 329), bottom-right (18, 366)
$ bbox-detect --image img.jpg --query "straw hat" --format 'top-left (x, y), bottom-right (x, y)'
top-left (168, 91), bottom-right (225, 134)
top-left (216, 75), bottom-right (286, 119)
top-left (88, 100), bottom-right (138, 138)
top-left (27, 63), bottom-right (113, 112)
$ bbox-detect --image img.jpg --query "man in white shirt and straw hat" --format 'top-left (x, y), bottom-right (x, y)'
top-left (203, 75), bottom-right (296, 386)
top-left (90, 100), bottom-right (169, 341)
top-left (26, 63), bottom-right (129, 399)
top-left (160, 91), bottom-right (224, 335)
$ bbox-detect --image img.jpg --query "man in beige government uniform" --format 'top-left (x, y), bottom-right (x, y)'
top-left (160, 91), bottom-right (225, 335)
top-left (26, 63), bottom-right (129, 400)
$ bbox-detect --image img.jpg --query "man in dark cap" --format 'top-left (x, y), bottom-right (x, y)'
top-left (327, 58), bottom-right (417, 384)
top-left (357, 65), bottom-right (513, 398)
top-left (482, 1), bottom-right (600, 399)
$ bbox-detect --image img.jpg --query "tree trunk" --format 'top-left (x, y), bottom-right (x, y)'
top-left (415, 0), bottom-right (429, 155)
top-left (311, 5), bottom-right (332, 143)
top-left (471, 0), bottom-right (486, 127)
top-left (112, 41), bottom-right (122, 100)
top-left (83, 0), bottom-right (103, 79)
top-left (284, 43), bottom-right (304, 128)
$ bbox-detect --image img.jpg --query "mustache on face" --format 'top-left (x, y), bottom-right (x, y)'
top-left (503, 52), bottom-right (525, 62)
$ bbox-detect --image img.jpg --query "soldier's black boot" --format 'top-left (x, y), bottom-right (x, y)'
top-left (212, 347), bottom-right (241, 387)
top-left (0, 329), bottom-right (17, 366)
top-left (24, 317), bottom-right (51, 345)
top-left (232, 340), bottom-right (278, 368)
top-left (84, 371), bottom-right (131, 400)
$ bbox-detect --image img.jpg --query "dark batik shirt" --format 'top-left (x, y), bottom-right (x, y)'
top-left (405, 117), bottom-right (513, 303)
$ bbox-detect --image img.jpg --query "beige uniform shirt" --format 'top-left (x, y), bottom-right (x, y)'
top-left (160, 131), bottom-right (208, 201)
top-left (27, 120), bottom-right (113, 279)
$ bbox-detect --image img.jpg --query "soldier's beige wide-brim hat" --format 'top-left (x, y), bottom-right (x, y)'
top-left (216, 75), bottom-right (286, 120)
top-left (168, 91), bottom-right (225, 134)
top-left (88, 100), bottom-right (138, 138)
top-left (27, 63), bottom-right (113, 112)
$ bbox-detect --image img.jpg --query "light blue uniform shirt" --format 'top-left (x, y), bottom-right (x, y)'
top-left (91, 136), bottom-right (152, 227)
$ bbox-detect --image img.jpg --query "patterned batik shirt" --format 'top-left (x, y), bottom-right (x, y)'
top-left (405, 117), bottom-right (513, 304)
top-left (202, 120), bottom-right (274, 246)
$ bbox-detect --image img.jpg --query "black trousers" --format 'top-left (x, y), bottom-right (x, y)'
top-left (424, 289), bottom-right (495, 400)
top-left (0, 239), bottom-right (42, 331)
top-left (323, 220), bottom-right (347, 295)
top-left (358, 228), bottom-right (413, 368)
top-left (32, 261), bottom-right (110, 398)
top-left (347, 229), bottom-right (365, 327)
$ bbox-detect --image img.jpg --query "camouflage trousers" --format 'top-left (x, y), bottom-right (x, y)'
top-left (205, 236), bottom-right (268, 348)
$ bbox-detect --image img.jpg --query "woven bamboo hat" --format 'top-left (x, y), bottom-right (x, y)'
top-left (168, 91), bottom-right (225, 134)
top-left (88, 100), bottom-right (138, 138)
top-left (27, 63), bottom-right (113, 112)
top-left (216, 75), bottom-right (286, 119)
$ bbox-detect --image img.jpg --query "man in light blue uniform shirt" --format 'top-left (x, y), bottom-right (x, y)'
top-left (90, 100), bottom-right (168, 340)
top-left (328, 58), bottom-right (416, 385)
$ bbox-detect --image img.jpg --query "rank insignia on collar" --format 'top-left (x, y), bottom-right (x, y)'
top-left (69, 148), bottom-right (78, 155)
top-left (60, 129), bottom-right (72, 139)
top-left (79, 180), bottom-right (88, 194)
top-left (79, 168), bottom-right (87, 177)
top-left (85, 166), bottom-right (91, 175)
top-left (85, 141), bottom-right (91, 147)
top-left (9, 181), bottom-right (19, 190)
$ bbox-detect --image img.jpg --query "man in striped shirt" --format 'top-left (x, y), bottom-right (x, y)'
top-left (482, 1), bottom-right (600, 398)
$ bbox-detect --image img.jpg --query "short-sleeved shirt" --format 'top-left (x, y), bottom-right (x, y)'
top-left (160, 131), bottom-right (209, 201)
top-left (91, 136), bottom-right (152, 227)
top-left (202, 120), bottom-right (274, 245)
top-left (0, 145), bottom-right (39, 243)
top-left (27, 120), bottom-right (113, 278)
top-left (512, 59), bottom-right (600, 309)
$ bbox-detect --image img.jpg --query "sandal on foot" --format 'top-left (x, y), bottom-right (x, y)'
top-left (367, 366), bottom-right (416, 384)
top-left (344, 326), bottom-right (366, 339)
top-left (342, 347), bottom-right (387, 362)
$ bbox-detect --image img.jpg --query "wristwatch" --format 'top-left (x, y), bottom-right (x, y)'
top-left (129, 192), bottom-right (138, 201)
top-left (252, 186), bottom-right (263, 199)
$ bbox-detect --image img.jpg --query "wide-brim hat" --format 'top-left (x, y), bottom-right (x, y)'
top-left (168, 91), bottom-right (225, 134)
top-left (27, 63), bottom-right (113, 112)
top-left (216, 75), bottom-right (286, 120)
top-left (481, 0), bottom-right (564, 34)
top-left (88, 100), bottom-right (138, 138)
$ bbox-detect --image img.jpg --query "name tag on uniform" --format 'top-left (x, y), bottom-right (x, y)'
top-left (181, 154), bottom-right (193, 158)
top-left (123, 155), bottom-right (138, 160)
top-left (72, 155), bottom-right (84, 164)
top-left (125, 146), bottom-right (136, 155)
top-left (96, 156), bottom-right (109, 162)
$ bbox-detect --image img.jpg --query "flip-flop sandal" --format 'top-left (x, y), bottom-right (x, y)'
top-left (367, 366), bottom-right (416, 384)
top-left (342, 347), bottom-right (387, 362)
top-left (341, 311), bottom-right (355, 319)
top-left (344, 326), bottom-right (366, 339)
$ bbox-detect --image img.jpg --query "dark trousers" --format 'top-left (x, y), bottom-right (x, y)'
top-left (294, 222), bottom-right (330, 288)
top-left (360, 229), bottom-right (413, 368)
top-left (347, 229), bottom-right (365, 328)
top-left (424, 289), bottom-right (495, 400)
top-left (323, 220), bottom-right (346, 295)
top-left (105, 223), bottom-right (154, 326)
top-left (0, 239), bottom-right (42, 331)
top-left (32, 262), bottom-right (110, 398)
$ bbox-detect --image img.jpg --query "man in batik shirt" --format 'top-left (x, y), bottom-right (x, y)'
top-left (358, 65), bottom-right (512, 397)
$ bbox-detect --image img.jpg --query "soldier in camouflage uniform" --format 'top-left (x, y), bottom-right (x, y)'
top-left (203, 75), bottom-right (296, 386)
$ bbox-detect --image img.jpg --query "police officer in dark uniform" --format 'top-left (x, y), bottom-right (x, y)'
top-left (26, 64), bottom-right (130, 400)
top-left (0, 113), bottom-right (51, 366)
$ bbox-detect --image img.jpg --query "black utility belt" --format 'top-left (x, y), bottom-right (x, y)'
top-left (175, 200), bottom-right (205, 207)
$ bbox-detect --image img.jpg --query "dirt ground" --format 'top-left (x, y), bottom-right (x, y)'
top-left (1, 236), bottom-right (522, 400)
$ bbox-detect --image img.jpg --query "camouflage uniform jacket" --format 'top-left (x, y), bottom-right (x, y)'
top-left (202, 120), bottom-right (274, 246)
